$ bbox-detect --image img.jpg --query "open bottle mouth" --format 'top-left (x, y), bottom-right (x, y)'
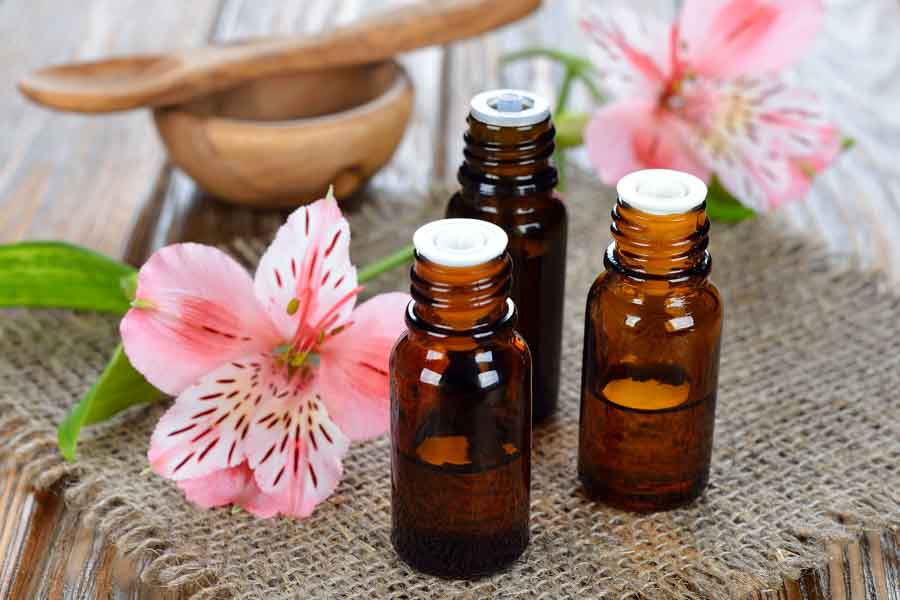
top-left (413, 218), bottom-right (508, 268)
top-left (616, 169), bottom-right (708, 216)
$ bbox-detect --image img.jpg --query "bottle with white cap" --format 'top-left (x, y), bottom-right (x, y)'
top-left (578, 169), bottom-right (724, 511)
top-left (447, 89), bottom-right (567, 423)
top-left (390, 218), bottom-right (532, 577)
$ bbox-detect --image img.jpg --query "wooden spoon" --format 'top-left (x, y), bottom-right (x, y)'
top-left (18, 0), bottom-right (541, 114)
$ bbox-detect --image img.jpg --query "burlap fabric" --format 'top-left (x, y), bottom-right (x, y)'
top-left (1, 177), bottom-right (898, 599)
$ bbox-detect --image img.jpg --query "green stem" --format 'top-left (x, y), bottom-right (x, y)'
top-left (357, 243), bottom-right (415, 284)
top-left (554, 65), bottom-right (578, 191)
top-left (501, 48), bottom-right (595, 74)
top-left (556, 67), bottom-right (577, 115)
top-left (556, 151), bottom-right (568, 191)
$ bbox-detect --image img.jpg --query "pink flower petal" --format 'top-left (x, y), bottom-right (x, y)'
top-left (177, 462), bottom-right (260, 509)
top-left (155, 353), bottom-right (352, 519)
top-left (581, 7), bottom-right (671, 97)
top-left (121, 244), bottom-right (282, 396)
top-left (253, 194), bottom-right (358, 344)
top-left (318, 293), bottom-right (410, 441)
top-left (762, 126), bottom-right (842, 210)
top-left (176, 462), bottom-right (283, 518)
top-left (674, 77), bottom-right (840, 211)
top-left (585, 100), bottom-right (709, 186)
top-left (756, 87), bottom-right (839, 157)
top-left (799, 125), bottom-right (842, 173)
top-left (722, 154), bottom-right (796, 212)
top-left (148, 356), bottom-right (272, 481)
top-left (585, 101), bottom-right (654, 184)
top-left (245, 379), bottom-right (350, 519)
top-left (239, 488), bottom-right (284, 519)
top-left (679, 0), bottom-right (825, 78)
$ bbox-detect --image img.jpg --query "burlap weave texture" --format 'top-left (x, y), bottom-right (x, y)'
top-left (1, 180), bottom-right (898, 599)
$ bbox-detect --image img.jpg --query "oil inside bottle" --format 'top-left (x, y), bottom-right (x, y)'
top-left (392, 449), bottom-right (528, 578)
top-left (579, 363), bottom-right (716, 511)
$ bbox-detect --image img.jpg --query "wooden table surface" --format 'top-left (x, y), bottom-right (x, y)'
top-left (2, 1), bottom-right (899, 598)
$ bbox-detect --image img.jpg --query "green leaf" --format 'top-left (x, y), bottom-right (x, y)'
top-left (556, 111), bottom-right (590, 149)
top-left (841, 136), bottom-right (856, 151)
top-left (705, 176), bottom-right (756, 223)
top-left (0, 242), bottom-right (135, 314)
top-left (58, 344), bottom-right (161, 461)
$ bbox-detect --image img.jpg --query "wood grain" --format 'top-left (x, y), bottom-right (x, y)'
top-left (152, 60), bottom-right (414, 205)
top-left (0, 0), bottom-right (223, 257)
top-left (1, 1), bottom-right (899, 598)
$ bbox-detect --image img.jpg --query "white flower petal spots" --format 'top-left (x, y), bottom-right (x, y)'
top-left (148, 356), bottom-right (271, 480)
top-left (253, 192), bottom-right (358, 342)
top-left (247, 381), bottom-right (350, 518)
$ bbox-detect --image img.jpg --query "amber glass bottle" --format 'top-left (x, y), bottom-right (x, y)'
top-left (390, 219), bottom-right (532, 578)
top-left (447, 89), bottom-right (567, 423)
top-left (578, 169), bottom-right (723, 512)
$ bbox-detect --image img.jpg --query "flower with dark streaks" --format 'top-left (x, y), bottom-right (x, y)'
top-left (121, 192), bottom-right (409, 518)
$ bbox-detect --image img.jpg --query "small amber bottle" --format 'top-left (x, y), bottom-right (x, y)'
top-left (447, 90), bottom-right (567, 423)
top-left (578, 169), bottom-right (723, 512)
top-left (390, 219), bottom-right (532, 577)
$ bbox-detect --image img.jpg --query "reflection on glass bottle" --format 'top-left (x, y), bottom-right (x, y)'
top-left (579, 170), bottom-right (723, 512)
top-left (391, 219), bottom-right (532, 577)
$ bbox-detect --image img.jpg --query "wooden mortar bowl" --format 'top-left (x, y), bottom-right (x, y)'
top-left (153, 60), bottom-right (413, 207)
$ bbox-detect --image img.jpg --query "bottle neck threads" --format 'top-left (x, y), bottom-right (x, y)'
top-left (458, 116), bottom-right (558, 195)
top-left (607, 201), bottom-right (711, 279)
top-left (410, 254), bottom-right (513, 333)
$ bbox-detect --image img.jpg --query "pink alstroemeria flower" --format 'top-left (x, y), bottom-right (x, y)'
top-left (120, 193), bottom-right (409, 518)
top-left (582, 0), bottom-right (841, 211)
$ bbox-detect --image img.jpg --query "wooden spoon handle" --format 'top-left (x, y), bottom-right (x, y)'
top-left (20, 0), bottom-right (541, 113)
top-left (233, 0), bottom-right (542, 73)
top-left (176, 0), bottom-right (542, 104)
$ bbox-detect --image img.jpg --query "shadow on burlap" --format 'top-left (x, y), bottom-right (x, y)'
top-left (1, 176), bottom-right (898, 599)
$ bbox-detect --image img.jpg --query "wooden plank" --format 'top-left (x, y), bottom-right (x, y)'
top-left (0, 466), bottom-right (191, 599)
top-left (0, 467), bottom-right (63, 598)
top-left (0, 0), bottom-right (224, 257)
top-left (882, 532), bottom-right (900, 600)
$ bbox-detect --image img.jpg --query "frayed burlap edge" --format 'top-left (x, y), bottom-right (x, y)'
top-left (0, 415), bottom-right (73, 490)
top-left (0, 410), bottom-right (220, 593)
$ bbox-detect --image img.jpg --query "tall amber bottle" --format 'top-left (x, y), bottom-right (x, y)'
top-left (578, 169), bottom-right (723, 512)
top-left (447, 89), bottom-right (567, 422)
top-left (390, 219), bottom-right (532, 577)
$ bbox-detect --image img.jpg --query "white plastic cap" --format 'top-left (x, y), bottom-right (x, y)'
top-left (413, 219), bottom-right (508, 268)
top-left (616, 169), bottom-right (708, 215)
top-left (470, 89), bottom-right (551, 127)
